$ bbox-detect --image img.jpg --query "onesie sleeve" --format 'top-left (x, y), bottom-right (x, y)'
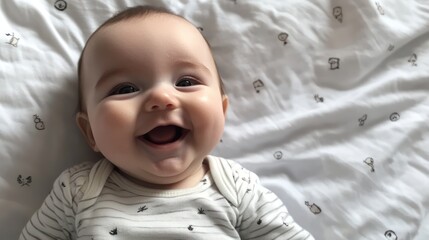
top-left (19, 162), bottom-right (91, 240)
top-left (230, 162), bottom-right (314, 240)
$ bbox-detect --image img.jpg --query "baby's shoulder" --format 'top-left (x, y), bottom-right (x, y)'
top-left (55, 159), bottom-right (105, 196)
top-left (207, 156), bottom-right (262, 206)
top-left (68, 160), bottom-right (97, 175)
top-left (208, 156), bottom-right (260, 184)
top-left (61, 160), bottom-right (97, 182)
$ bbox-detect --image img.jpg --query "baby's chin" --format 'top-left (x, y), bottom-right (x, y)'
top-left (121, 159), bottom-right (207, 189)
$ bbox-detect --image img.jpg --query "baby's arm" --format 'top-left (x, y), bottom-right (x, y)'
top-left (232, 164), bottom-right (314, 240)
top-left (19, 169), bottom-right (76, 240)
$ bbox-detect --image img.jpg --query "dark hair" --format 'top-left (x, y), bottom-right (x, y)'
top-left (77, 5), bottom-right (225, 111)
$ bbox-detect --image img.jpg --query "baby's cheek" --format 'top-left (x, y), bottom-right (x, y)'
top-left (91, 102), bottom-right (137, 147)
top-left (192, 95), bottom-right (225, 139)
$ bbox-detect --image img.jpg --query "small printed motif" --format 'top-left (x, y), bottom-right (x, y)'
top-left (61, 182), bottom-right (66, 187)
top-left (363, 157), bottom-right (375, 172)
top-left (389, 112), bottom-right (400, 122)
top-left (359, 114), bottom-right (367, 126)
top-left (328, 57), bottom-right (340, 70)
top-left (5, 33), bottom-right (19, 47)
top-left (17, 175), bottom-right (32, 186)
top-left (188, 225), bottom-right (194, 231)
top-left (242, 177), bottom-right (250, 183)
top-left (305, 201), bottom-right (322, 214)
top-left (273, 151), bottom-right (283, 160)
top-left (137, 205), bottom-right (148, 213)
top-left (314, 94), bottom-right (324, 103)
top-left (281, 213), bottom-right (289, 226)
top-left (257, 218), bottom-right (262, 225)
top-left (33, 114), bottom-right (45, 130)
top-left (253, 79), bottom-right (264, 93)
top-left (408, 53), bottom-right (417, 66)
top-left (387, 44), bottom-right (395, 51)
top-left (333, 7), bottom-right (343, 23)
top-left (197, 208), bottom-right (206, 214)
top-left (233, 175), bottom-right (239, 182)
top-left (109, 227), bottom-right (118, 235)
top-left (375, 2), bottom-right (385, 15)
top-left (54, 0), bottom-right (67, 11)
top-left (385, 230), bottom-right (398, 240)
top-left (278, 32), bottom-right (289, 45)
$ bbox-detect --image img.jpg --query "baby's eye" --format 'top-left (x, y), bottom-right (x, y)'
top-left (175, 77), bottom-right (199, 87)
top-left (109, 84), bottom-right (139, 95)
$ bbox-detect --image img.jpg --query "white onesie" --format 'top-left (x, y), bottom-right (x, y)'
top-left (20, 155), bottom-right (314, 240)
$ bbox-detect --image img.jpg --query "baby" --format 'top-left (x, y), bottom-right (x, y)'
top-left (20, 5), bottom-right (314, 240)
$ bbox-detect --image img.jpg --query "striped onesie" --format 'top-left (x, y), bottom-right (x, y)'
top-left (20, 156), bottom-right (314, 239)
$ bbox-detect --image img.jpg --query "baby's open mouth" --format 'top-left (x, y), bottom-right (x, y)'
top-left (139, 125), bottom-right (188, 145)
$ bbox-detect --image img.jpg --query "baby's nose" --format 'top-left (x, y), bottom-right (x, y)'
top-left (144, 87), bottom-right (179, 111)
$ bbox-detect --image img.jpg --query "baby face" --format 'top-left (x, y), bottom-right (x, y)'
top-left (78, 13), bottom-right (228, 188)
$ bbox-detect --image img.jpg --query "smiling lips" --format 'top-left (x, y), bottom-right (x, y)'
top-left (139, 125), bottom-right (188, 146)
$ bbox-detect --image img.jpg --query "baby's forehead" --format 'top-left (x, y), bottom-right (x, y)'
top-left (84, 13), bottom-right (209, 60)
top-left (91, 17), bottom-right (203, 59)
top-left (81, 12), bottom-right (216, 79)
top-left (94, 13), bottom-right (193, 40)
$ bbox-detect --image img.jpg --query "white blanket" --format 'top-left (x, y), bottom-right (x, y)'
top-left (1, 0), bottom-right (428, 239)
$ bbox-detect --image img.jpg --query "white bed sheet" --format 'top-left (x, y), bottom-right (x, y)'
top-left (1, 0), bottom-right (428, 239)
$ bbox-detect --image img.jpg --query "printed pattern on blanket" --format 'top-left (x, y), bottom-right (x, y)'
top-left (0, 1), bottom-right (428, 239)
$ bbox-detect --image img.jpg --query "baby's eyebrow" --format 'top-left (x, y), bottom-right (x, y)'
top-left (95, 68), bottom-right (126, 89)
top-left (172, 60), bottom-right (212, 75)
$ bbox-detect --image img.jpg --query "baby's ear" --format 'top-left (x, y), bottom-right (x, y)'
top-left (222, 95), bottom-right (229, 117)
top-left (76, 112), bottom-right (99, 152)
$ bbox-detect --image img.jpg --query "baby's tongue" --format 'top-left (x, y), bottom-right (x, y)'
top-left (145, 125), bottom-right (177, 144)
